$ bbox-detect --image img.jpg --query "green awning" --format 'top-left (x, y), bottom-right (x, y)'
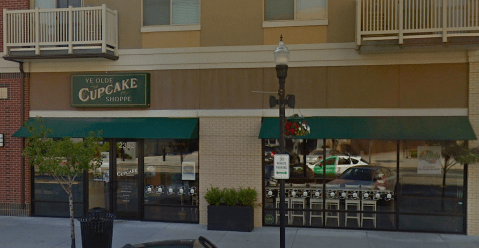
top-left (259, 116), bottom-right (476, 140)
top-left (13, 118), bottom-right (199, 139)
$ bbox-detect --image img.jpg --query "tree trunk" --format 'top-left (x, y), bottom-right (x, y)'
top-left (69, 186), bottom-right (76, 248)
top-left (441, 156), bottom-right (450, 212)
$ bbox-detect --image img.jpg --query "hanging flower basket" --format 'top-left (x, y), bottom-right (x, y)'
top-left (285, 114), bottom-right (310, 137)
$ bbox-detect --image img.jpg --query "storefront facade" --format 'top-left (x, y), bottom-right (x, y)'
top-left (2, 0), bottom-right (479, 235)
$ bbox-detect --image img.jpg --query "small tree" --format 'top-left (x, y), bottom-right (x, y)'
top-left (22, 118), bottom-right (102, 248)
top-left (428, 140), bottom-right (479, 211)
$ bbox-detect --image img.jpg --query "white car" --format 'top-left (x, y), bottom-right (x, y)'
top-left (311, 155), bottom-right (368, 177)
top-left (305, 148), bottom-right (338, 165)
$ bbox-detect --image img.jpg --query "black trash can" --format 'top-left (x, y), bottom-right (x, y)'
top-left (79, 208), bottom-right (115, 248)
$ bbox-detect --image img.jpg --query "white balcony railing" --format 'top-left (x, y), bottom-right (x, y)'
top-left (356, 0), bottom-right (479, 45)
top-left (3, 4), bottom-right (118, 57)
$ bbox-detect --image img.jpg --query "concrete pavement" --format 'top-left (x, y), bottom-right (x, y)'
top-left (1, 215), bottom-right (479, 248)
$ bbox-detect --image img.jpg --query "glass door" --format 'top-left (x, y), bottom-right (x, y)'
top-left (88, 141), bottom-right (111, 212)
top-left (115, 140), bottom-right (140, 219)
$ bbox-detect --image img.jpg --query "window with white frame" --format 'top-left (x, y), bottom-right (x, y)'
top-left (34, 0), bottom-right (82, 8)
top-left (264, 0), bottom-right (327, 26)
top-left (143, 0), bottom-right (200, 27)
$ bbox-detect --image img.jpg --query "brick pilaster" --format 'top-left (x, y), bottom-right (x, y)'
top-left (198, 117), bottom-right (263, 227)
top-left (468, 61), bottom-right (479, 235)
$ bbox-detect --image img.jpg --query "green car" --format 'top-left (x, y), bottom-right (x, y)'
top-left (311, 155), bottom-right (368, 178)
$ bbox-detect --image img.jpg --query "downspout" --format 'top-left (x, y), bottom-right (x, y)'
top-left (4, 57), bottom-right (27, 213)
top-left (19, 62), bottom-right (25, 211)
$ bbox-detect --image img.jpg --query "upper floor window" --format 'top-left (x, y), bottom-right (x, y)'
top-left (264, 0), bottom-right (327, 27)
top-left (143, 0), bottom-right (200, 30)
top-left (35, 0), bottom-right (82, 8)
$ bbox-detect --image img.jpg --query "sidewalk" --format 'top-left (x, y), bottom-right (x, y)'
top-left (1, 216), bottom-right (479, 248)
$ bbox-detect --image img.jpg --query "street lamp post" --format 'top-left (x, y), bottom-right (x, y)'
top-left (273, 35), bottom-right (290, 248)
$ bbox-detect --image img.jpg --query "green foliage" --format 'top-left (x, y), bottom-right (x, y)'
top-left (238, 187), bottom-right (257, 208)
top-left (21, 117), bottom-right (103, 248)
top-left (222, 188), bottom-right (239, 206)
top-left (22, 117), bottom-right (103, 181)
top-left (204, 187), bottom-right (257, 208)
top-left (428, 140), bottom-right (479, 172)
top-left (204, 187), bottom-right (223, 206)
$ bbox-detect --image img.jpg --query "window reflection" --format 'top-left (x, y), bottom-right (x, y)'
top-left (263, 139), bottom-right (397, 229)
top-left (33, 137), bottom-right (88, 217)
top-left (143, 139), bottom-right (199, 223)
top-left (398, 141), bottom-right (465, 232)
top-left (263, 138), bottom-right (466, 233)
top-left (88, 141), bottom-right (110, 211)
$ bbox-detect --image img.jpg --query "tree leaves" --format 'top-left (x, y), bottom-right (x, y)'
top-left (22, 118), bottom-right (103, 179)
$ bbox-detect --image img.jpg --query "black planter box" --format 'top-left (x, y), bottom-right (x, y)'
top-left (207, 205), bottom-right (254, 232)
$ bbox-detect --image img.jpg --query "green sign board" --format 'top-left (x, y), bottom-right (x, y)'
top-left (265, 214), bottom-right (274, 225)
top-left (71, 73), bottom-right (150, 107)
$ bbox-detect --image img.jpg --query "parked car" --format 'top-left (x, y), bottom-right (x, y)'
top-left (311, 155), bottom-right (368, 178)
top-left (291, 164), bottom-right (315, 178)
top-left (122, 236), bottom-right (217, 248)
top-left (305, 148), bottom-right (339, 165)
top-left (264, 146), bottom-right (280, 163)
top-left (327, 165), bottom-right (397, 191)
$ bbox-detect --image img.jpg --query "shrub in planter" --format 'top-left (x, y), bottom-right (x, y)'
top-left (205, 187), bottom-right (257, 232)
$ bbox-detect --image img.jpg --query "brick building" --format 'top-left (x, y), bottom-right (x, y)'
top-left (0, 0), bottom-right (30, 216)
top-left (2, 0), bottom-right (479, 235)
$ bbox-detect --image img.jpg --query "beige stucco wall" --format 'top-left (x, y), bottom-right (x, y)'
top-left (327, 0), bottom-right (356, 43)
top-left (263, 26), bottom-right (328, 45)
top-left (200, 0), bottom-right (263, 47)
top-left (198, 117), bottom-right (263, 227)
top-left (29, 64), bottom-right (468, 111)
top-left (28, 0), bottom-right (362, 48)
top-left (84, 0), bottom-right (142, 49)
top-left (142, 31), bottom-right (201, 49)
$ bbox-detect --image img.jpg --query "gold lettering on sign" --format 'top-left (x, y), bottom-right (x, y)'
top-left (78, 77), bottom-right (139, 102)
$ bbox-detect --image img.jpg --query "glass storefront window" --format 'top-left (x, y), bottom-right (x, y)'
top-left (264, 139), bottom-right (397, 229)
top-left (88, 141), bottom-right (111, 211)
top-left (263, 138), bottom-right (466, 233)
top-left (143, 139), bottom-right (199, 223)
top-left (33, 138), bottom-right (86, 217)
top-left (398, 140), bottom-right (465, 233)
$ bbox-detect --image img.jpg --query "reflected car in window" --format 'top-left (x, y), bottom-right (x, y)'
top-left (264, 146), bottom-right (280, 163)
top-left (311, 155), bottom-right (368, 178)
top-left (327, 165), bottom-right (397, 190)
top-left (305, 148), bottom-right (340, 165)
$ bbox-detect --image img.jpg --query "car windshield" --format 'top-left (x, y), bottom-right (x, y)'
top-left (340, 167), bottom-right (375, 181)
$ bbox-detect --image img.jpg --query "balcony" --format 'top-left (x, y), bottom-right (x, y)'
top-left (3, 4), bottom-right (118, 61)
top-left (356, 0), bottom-right (479, 53)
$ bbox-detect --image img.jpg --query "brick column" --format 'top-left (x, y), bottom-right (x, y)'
top-left (0, 73), bottom-right (30, 216)
top-left (198, 117), bottom-right (263, 227)
top-left (468, 60), bottom-right (479, 235)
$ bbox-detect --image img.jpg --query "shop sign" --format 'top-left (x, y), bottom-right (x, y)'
top-left (417, 146), bottom-right (442, 174)
top-left (264, 214), bottom-right (274, 224)
top-left (274, 154), bottom-right (290, 179)
top-left (71, 73), bottom-right (150, 107)
top-left (182, 162), bottom-right (196, 180)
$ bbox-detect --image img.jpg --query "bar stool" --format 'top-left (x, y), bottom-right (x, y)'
top-left (344, 184), bottom-right (361, 227)
top-left (289, 190), bottom-right (307, 225)
top-left (289, 184), bottom-right (307, 225)
top-left (361, 190), bottom-right (378, 228)
top-left (325, 184), bottom-right (340, 226)
top-left (309, 188), bottom-right (323, 225)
